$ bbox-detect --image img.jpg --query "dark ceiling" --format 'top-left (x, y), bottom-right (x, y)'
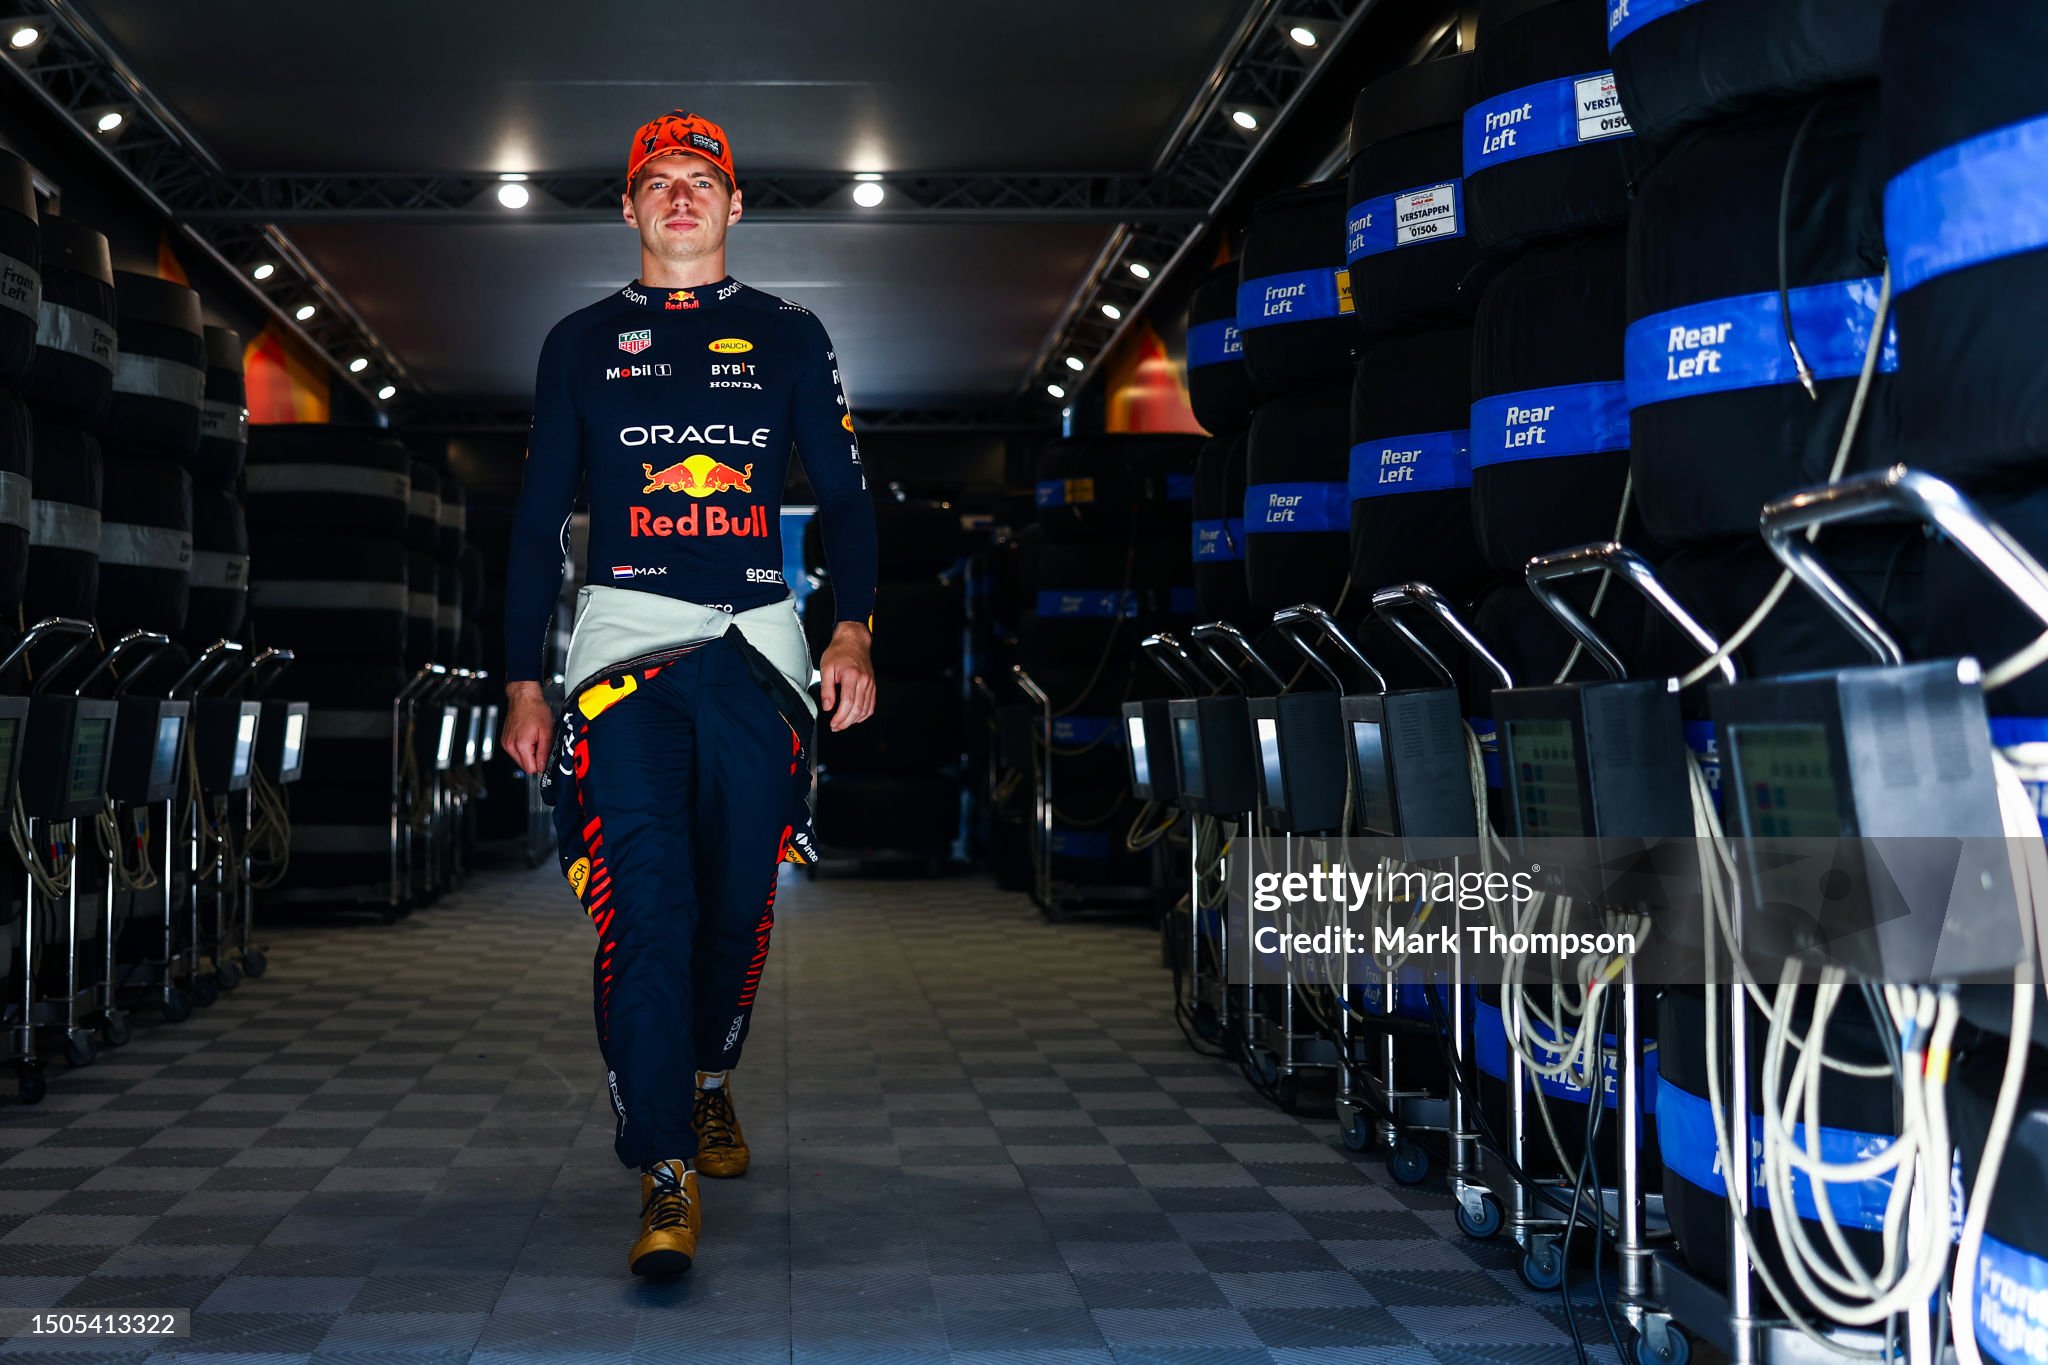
top-left (74, 0), bottom-right (1255, 410)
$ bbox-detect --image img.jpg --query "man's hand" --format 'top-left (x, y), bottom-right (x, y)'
top-left (818, 620), bottom-right (876, 732)
top-left (501, 681), bottom-right (555, 776)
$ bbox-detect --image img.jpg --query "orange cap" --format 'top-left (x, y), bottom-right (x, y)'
top-left (627, 110), bottom-right (736, 187)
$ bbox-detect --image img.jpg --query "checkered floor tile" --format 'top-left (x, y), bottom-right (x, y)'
top-left (0, 856), bottom-right (1633, 1362)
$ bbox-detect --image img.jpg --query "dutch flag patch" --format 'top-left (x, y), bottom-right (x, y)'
top-left (611, 565), bottom-right (634, 580)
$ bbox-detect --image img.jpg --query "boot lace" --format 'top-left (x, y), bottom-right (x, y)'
top-left (693, 1086), bottom-right (740, 1152)
top-left (643, 1165), bottom-right (692, 1231)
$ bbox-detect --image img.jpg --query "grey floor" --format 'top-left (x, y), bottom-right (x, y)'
top-left (0, 856), bottom-right (1625, 1363)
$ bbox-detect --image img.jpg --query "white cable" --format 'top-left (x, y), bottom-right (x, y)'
top-left (1951, 755), bottom-right (2046, 1365)
top-left (1677, 263), bottom-right (1895, 692)
top-left (1552, 471), bottom-right (1634, 685)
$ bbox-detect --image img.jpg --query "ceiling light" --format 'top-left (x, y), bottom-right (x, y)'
top-left (251, 262), bottom-right (275, 281)
top-left (95, 111), bottom-right (123, 133)
top-left (1064, 356), bottom-right (1085, 373)
top-left (294, 303), bottom-right (316, 321)
top-left (1046, 383), bottom-right (1067, 400)
top-left (851, 181), bottom-right (885, 208)
top-left (1289, 25), bottom-right (1318, 47)
top-left (499, 172), bottom-right (528, 182)
top-left (376, 384), bottom-right (396, 401)
top-left (853, 173), bottom-right (884, 182)
top-left (9, 26), bottom-right (39, 48)
top-left (1100, 303), bottom-right (1122, 321)
top-left (1232, 109), bottom-right (1259, 130)
top-left (496, 182), bottom-right (530, 209)
top-left (348, 357), bottom-right (369, 373)
top-left (1127, 261), bottom-right (1151, 280)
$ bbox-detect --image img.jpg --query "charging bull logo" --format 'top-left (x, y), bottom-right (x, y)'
top-left (641, 455), bottom-right (753, 496)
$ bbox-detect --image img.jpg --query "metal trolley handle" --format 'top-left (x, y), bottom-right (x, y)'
top-left (73, 630), bottom-right (172, 698)
top-left (1370, 583), bottom-right (1514, 691)
top-left (0, 617), bottom-right (95, 691)
top-left (1188, 621), bottom-right (1287, 695)
top-left (169, 639), bottom-right (244, 700)
top-left (1525, 543), bottom-right (1738, 686)
top-left (1270, 603), bottom-right (1386, 697)
top-left (1760, 465), bottom-right (2048, 666)
top-left (1139, 633), bottom-right (1213, 699)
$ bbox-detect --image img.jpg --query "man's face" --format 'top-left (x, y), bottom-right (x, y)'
top-left (622, 153), bottom-right (742, 266)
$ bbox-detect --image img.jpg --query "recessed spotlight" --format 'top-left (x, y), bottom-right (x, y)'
top-left (1047, 383), bottom-right (1067, 399)
top-left (251, 262), bottom-right (275, 281)
top-left (95, 111), bottom-right (123, 133)
top-left (1127, 261), bottom-right (1151, 280)
top-left (853, 173), bottom-right (884, 182)
top-left (497, 182), bottom-right (530, 209)
top-left (1232, 109), bottom-right (1259, 130)
top-left (376, 384), bottom-right (397, 401)
top-left (348, 356), bottom-right (369, 373)
top-left (294, 303), bottom-right (316, 321)
top-left (1289, 25), bottom-right (1318, 47)
top-left (851, 181), bottom-right (885, 208)
top-left (9, 26), bottom-right (39, 48)
top-left (1064, 356), bottom-right (1085, 373)
top-left (1100, 303), bottom-right (1122, 321)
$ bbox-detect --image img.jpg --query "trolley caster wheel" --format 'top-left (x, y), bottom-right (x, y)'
top-left (191, 974), bottom-right (220, 1008)
top-left (161, 987), bottom-right (192, 1024)
top-left (215, 958), bottom-right (242, 991)
top-left (242, 949), bottom-right (268, 979)
top-left (1518, 1240), bottom-right (1565, 1292)
top-left (1633, 1326), bottom-right (1691, 1365)
top-left (15, 1062), bottom-right (46, 1105)
top-left (1193, 1001), bottom-right (1222, 1041)
top-left (63, 1033), bottom-right (97, 1069)
top-left (1340, 1112), bottom-right (1374, 1153)
top-left (99, 1014), bottom-right (132, 1049)
top-left (1386, 1139), bottom-right (1431, 1187)
top-left (1455, 1193), bottom-right (1505, 1240)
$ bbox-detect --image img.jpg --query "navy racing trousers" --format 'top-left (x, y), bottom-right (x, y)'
top-left (548, 632), bottom-right (817, 1170)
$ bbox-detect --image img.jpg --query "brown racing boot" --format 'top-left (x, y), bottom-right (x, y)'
top-left (629, 1159), bottom-right (698, 1277)
top-left (692, 1071), bottom-right (749, 1178)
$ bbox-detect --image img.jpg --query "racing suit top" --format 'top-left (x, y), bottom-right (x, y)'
top-left (503, 276), bottom-right (878, 683)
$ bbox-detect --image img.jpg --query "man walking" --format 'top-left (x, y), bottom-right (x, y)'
top-left (499, 110), bottom-right (878, 1276)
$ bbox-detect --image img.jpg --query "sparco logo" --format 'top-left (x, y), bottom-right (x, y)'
top-left (620, 424), bottom-right (770, 448)
top-left (606, 1070), bottom-right (626, 1126)
top-left (744, 567), bottom-right (783, 584)
top-left (605, 364), bottom-right (673, 380)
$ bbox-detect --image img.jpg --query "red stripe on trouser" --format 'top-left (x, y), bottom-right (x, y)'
top-left (733, 854), bottom-right (778, 1010)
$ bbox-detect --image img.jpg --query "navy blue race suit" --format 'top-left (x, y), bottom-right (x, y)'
top-left (505, 277), bottom-right (877, 1169)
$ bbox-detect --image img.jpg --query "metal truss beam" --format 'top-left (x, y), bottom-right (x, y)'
top-left (0, 0), bottom-right (410, 411)
top-left (175, 171), bottom-right (1212, 227)
top-left (1016, 0), bottom-right (1385, 409)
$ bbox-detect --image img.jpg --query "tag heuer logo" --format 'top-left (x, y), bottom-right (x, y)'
top-left (618, 329), bottom-right (653, 355)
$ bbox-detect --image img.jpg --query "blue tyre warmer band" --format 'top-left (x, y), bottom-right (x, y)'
top-left (1243, 482), bottom-right (1349, 534)
top-left (1976, 1233), bottom-right (2048, 1365)
top-left (1193, 518), bottom-right (1246, 563)
top-left (1655, 1075), bottom-right (1957, 1237)
top-left (1188, 318), bottom-right (1243, 370)
top-left (1886, 111), bottom-right (2048, 295)
top-left (1464, 72), bottom-right (1635, 176)
top-left (1472, 997), bottom-right (1658, 1116)
top-left (1604, 0), bottom-right (1708, 49)
top-left (1346, 182), bottom-right (1466, 264)
top-left (1470, 381), bottom-right (1629, 469)
top-left (1624, 277), bottom-right (1899, 410)
top-left (1350, 429), bottom-right (1471, 500)
top-left (1237, 269), bottom-right (1355, 332)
